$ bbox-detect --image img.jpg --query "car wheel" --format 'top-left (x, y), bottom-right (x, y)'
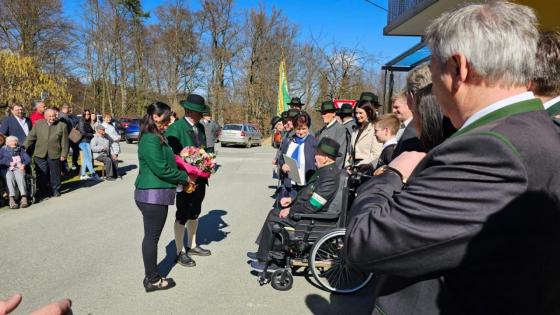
top-left (246, 139), bottom-right (252, 148)
top-left (126, 139), bottom-right (133, 144)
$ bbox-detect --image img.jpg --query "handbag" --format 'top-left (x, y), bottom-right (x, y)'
top-left (68, 127), bottom-right (82, 143)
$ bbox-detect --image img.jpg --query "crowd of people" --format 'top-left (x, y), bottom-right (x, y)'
top-left (251, 1), bottom-right (560, 314)
top-left (0, 101), bottom-right (122, 209)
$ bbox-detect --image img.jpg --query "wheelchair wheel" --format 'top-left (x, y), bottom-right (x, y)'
top-left (270, 269), bottom-right (293, 291)
top-left (310, 229), bottom-right (373, 294)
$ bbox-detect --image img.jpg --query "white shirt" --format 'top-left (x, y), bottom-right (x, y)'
top-left (544, 95), bottom-right (560, 109)
top-left (381, 137), bottom-right (398, 150)
top-left (16, 116), bottom-right (29, 135)
top-left (459, 92), bottom-right (535, 131)
top-left (395, 116), bottom-right (413, 140)
top-left (286, 140), bottom-right (306, 186)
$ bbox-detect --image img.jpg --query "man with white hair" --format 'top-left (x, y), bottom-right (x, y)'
top-left (24, 108), bottom-right (68, 199)
top-left (346, 2), bottom-right (560, 314)
top-left (30, 101), bottom-right (45, 126)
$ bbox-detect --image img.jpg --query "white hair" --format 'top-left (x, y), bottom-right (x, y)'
top-left (5, 136), bottom-right (18, 144)
top-left (426, 1), bottom-right (538, 86)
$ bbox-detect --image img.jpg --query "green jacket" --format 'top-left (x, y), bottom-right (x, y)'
top-left (24, 119), bottom-right (69, 159)
top-left (135, 132), bottom-right (187, 189)
top-left (165, 118), bottom-right (206, 154)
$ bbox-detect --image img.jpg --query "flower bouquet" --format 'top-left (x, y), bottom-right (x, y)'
top-left (175, 147), bottom-right (217, 193)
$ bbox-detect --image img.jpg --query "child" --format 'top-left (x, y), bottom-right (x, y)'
top-left (373, 114), bottom-right (400, 169)
top-left (0, 136), bottom-right (31, 208)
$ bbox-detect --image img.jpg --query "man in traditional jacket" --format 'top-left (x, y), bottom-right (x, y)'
top-left (345, 2), bottom-right (560, 314)
top-left (166, 94), bottom-right (211, 268)
top-left (315, 101), bottom-right (349, 168)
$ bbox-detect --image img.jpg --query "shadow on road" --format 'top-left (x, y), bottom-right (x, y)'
top-left (197, 209), bottom-right (229, 246)
top-left (305, 284), bottom-right (376, 315)
top-left (119, 164), bottom-right (138, 176)
top-left (157, 209), bottom-right (229, 277)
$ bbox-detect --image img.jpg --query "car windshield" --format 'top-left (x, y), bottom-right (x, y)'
top-left (223, 125), bottom-right (242, 131)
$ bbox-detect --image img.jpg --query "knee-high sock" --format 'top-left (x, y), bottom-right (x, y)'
top-left (174, 221), bottom-right (185, 255)
top-left (186, 219), bottom-right (198, 249)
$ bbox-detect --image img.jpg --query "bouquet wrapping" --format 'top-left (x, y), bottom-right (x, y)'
top-left (176, 147), bottom-right (216, 193)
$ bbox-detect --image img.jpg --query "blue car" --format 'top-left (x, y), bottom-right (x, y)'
top-left (123, 118), bottom-right (141, 144)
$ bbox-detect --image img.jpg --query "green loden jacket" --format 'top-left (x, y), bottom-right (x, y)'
top-left (135, 132), bottom-right (187, 189)
top-left (24, 119), bottom-right (69, 159)
top-left (165, 118), bottom-right (206, 155)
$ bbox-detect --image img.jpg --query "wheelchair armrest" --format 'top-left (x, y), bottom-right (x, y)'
top-left (290, 212), bottom-right (339, 221)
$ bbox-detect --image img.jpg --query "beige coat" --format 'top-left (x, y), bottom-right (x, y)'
top-left (350, 123), bottom-right (382, 166)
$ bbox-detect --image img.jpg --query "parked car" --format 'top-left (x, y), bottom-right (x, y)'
top-left (219, 123), bottom-right (262, 148)
top-left (121, 117), bottom-right (141, 143)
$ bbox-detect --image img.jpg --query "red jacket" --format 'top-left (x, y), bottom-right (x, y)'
top-left (30, 111), bottom-right (44, 126)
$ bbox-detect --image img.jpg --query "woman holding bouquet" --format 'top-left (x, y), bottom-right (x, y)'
top-left (135, 102), bottom-right (187, 292)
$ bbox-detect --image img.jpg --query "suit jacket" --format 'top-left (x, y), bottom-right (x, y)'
top-left (350, 123), bottom-right (383, 166)
top-left (291, 163), bottom-right (340, 214)
top-left (277, 134), bottom-right (317, 198)
top-left (135, 132), bottom-right (187, 189)
top-left (201, 119), bottom-right (220, 148)
top-left (391, 120), bottom-right (424, 159)
top-left (0, 115), bottom-right (32, 146)
top-left (316, 120), bottom-right (349, 169)
top-left (375, 143), bottom-right (396, 169)
top-left (342, 119), bottom-right (357, 136)
top-left (24, 120), bottom-right (69, 159)
top-left (546, 98), bottom-right (560, 117)
top-left (346, 98), bottom-right (560, 315)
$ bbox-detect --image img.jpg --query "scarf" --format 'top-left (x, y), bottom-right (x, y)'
top-left (5, 146), bottom-right (20, 157)
top-left (290, 135), bottom-right (307, 167)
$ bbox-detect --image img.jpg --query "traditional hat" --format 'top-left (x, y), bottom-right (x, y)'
top-left (180, 94), bottom-right (207, 113)
top-left (317, 101), bottom-right (337, 113)
top-left (286, 108), bottom-right (300, 118)
top-left (358, 92), bottom-right (381, 107)
top-left (315, 137), bottom-right (341, 157)
top-left (270, 116), bottom-right (282, 126)
top-left (337, 103), bottom-right (353, 116)
top-left (287, 97), bottom-right (305, 107)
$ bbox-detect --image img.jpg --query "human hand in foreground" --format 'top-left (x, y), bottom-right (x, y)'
top-left (281, 164), bottom-right (290, 173)
top-left (388, 151), bottom-right (427, 179)
top-left (0, 293), bottom-right (72, 315)
top-left (280, 197), bottom-right (292, 207)
top-left (279, 208), bottom-right (290, 219)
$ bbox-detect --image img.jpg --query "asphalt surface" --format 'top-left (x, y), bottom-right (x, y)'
top-left (0, 143), bottom-right (375, 315)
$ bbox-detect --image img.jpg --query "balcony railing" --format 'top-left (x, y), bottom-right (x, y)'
top-left (387, 0), bottom-right (434, 24)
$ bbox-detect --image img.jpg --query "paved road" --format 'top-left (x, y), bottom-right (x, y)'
top-left (0, 143), bottom-right (375, 315)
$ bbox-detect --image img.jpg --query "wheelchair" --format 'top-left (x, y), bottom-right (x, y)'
top-left (257, 172), bottom-right (374, 293)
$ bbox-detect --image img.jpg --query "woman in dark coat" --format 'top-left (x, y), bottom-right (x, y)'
top-left (77, 109), bottom-right (98, 180)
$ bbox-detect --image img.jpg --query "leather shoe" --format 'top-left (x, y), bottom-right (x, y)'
top-left (188, 246), bottom-right (211, 256)
top-left (176, 252), bottom-right (196, 267)
top-left (143, 277), bottom-right (176, 292)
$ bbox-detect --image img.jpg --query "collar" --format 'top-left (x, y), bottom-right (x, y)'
top-left (326, 119), bottom-right (337, 128)
top-left (184, 117), bottom-right (196, 127)
top-left (317, 162), bottom-right (336, 173)
top-left (402, 117), bottom-right (413, 127)
top-left (382, 137), bottom-right (398, 150)
top-left (544, 95), bottom-right (560, 116)
top-left (343, 118), bottom-right (354, 125)
top-left (453, 96), bottom-right (543, 137)
top-left (459, 92), bottom-right (535, 131)
top-left (544, 95), bottom-right (560, 109)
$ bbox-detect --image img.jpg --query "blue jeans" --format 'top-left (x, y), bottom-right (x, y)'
top-left (79, 142), bottom-right (95, 176)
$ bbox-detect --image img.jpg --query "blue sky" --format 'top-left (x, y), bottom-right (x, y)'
top-left (62, 0), bottom-right (420, 66)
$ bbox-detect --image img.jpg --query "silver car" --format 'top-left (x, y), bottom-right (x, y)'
top-left (219, 124), bottom-right (262, 148)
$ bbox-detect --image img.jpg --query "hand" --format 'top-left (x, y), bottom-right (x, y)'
top-left (0, 293), bottom-right (21, 314)
top-left (279, 208), bottom-right (290, 219)
top-left (281, 164), bottom-right (290, 173)
top-left (188, 174), bottom-right (197, 183)
top-left (388, 151), bottom-right (427, 179)
top-left (111, 155), bottom-right (117, 161)
top-left (18, 165), bottom-right (24, 171)
top-left (272, 159), bottom-right (277, 165)
top-left (280, 197), bottom-right (292, 207)
top-left (60, 156), bottom-right (66, 161)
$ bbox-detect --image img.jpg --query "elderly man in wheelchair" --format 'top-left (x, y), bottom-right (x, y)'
top-left (248, 137), bottom-right (373, 293)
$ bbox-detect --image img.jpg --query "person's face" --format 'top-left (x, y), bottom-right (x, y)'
top-left (6, 138), bottom-right (17, 148)
top-left (294, 124), bottom-right (309, 138)
top-left (84, 111), bottom-right (91, 120)
top-left (37, 102), bottom-right (46, 113)
top-left (392, 98), bottom-right (412, 122)
top-left (186, 110), bottom-right (202, 123)
top-left (283, 120), bottom-right (293, 131)
top-left (97, 128), bottom-right (106, 136)
top-left (62, 106), bottom-right (69, 114)
top-left (11, 106), bottom-right (23, 118)
top-left (374, 124), bottom-right (389, 143)
top-left (104, 115), bottom-right (111, 123)
top-left (275, 122), bottom-right (284, 132)
top-left (153, 113), bottom-right (170, 131)
top-left (355, 108), bottom-right (368, 124)
top-left (321, 111), bottom-right (336, 124)
top-left (45, 111), bottom-right (56, 124)
top-left (314, 151), bottom-right (330, 168)
top-left (91, 115), bottom-right (97, 122)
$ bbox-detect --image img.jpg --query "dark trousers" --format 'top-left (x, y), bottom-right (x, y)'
top-left (176, 183), bottom-right (206, 224)
top-left (255, 208), bottom-right (297, 261)
top-left (34, 155), bottom-right (61, 196)
top-left (70, 142), bottom-right (80, 168)
top-left (136, 201), bottom-right (168, 282)
top-left (95, 154), bottom-right (118, 178)
top-left (206, 147), bottom-right (214, 154)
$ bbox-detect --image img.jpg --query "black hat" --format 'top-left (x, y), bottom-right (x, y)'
top-left (317, 101), bottom-right (337, 113)
top-left (286, 108), bottom-right (300, 118)
top-left (287, 97), bottom-right (305, 107)
top-left (337, 103), bottom-right (353, 116)
top-left (270, 116), bottom-right (282, 126)
top-left (315, 137), bottom-right (341, 158)
top-left (180, 94), bottom-right (208, 113)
